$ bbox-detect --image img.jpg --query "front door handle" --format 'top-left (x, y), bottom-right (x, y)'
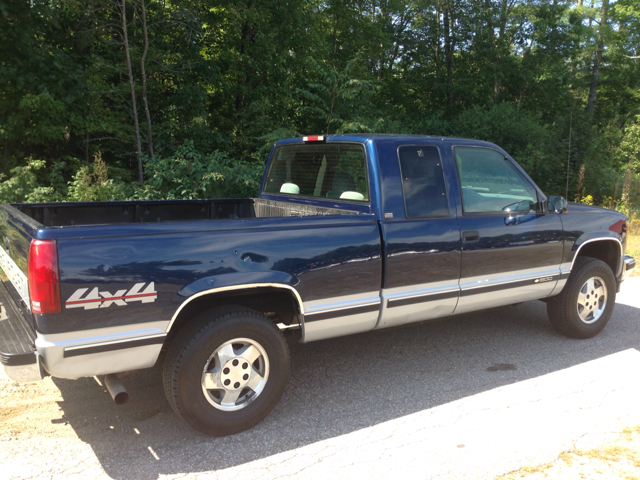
top-left (462, 230), bottom-right (479, 242)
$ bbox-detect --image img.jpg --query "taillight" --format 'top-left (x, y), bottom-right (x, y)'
top-left (28, 239), bottom-right (61, 314)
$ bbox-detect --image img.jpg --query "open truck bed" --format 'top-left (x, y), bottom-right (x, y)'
top-left (13, 198), bottom-right (361, 227)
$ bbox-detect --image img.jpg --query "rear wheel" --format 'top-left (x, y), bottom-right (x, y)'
top-left (547, 257), bottom-right (616, 339)
top-left (163, 309), bottom-right (290, 436)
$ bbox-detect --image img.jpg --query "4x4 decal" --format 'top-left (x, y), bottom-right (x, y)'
top-left (65, 283), bottom-right (157, 310)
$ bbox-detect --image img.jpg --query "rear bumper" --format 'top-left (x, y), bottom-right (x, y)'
top-left (0, 281), bottom-right (45, 382)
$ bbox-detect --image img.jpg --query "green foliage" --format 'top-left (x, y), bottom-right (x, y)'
top-left (0, 159), bottom-right (48, 203)
top-left (297, 56), bottom-right (376, 135)
top-left (0, 0), bottom-right (638, 212)
top-left (136, 141), bottom-right (263, 200)
top-left (67, 154), bottom-right (129, 202)
top-left (617, 116), bottom-right (640, 173)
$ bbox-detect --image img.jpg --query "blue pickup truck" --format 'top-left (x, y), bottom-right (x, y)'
top-left (0, 135), bottom-right (635, 435)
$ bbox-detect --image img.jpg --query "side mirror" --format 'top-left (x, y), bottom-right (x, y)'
top-left (548, 195), bottom-right (568, 214)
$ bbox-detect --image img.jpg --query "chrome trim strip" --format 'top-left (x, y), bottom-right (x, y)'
top-left (571, 238), bottom-right (622, 272)
top-left (301, 292), bottom-right (381, 342)
top-left (461, 275), bottom-right (546, 292)
top-left (383, 279), bottom-right (458, 298)
top-left (460, 275), bottom-right (560, 297)
top-left (304, 303), bottom-right (380, 322)
top-left (305, 299), bottom-right (381, 316)
top-left (0, 245), bottom-right (29, 310)
top-left (459, 267), bottom-right (560, 292)
top-left (302, 310), bottom-right (379, 342)
top-left (388, 289), bottom-right (459, 308)
top-left (166, 283), bottom-right (304, 332)
top-left (64, 332), bottom-right (167, 352)
top-left (387, 288), bottom-right (459, 304)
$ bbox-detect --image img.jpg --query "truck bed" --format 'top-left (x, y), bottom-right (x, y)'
top-left (13, 198), bottom-right (360, 227)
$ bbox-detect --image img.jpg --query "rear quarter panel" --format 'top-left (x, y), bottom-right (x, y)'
top-left (37, 215), bottom-right (382, 335)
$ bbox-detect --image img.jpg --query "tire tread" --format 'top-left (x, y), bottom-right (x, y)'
top-left (162, 309), bottom-right (290, 435)
top-left (547, 257), bottom-right (616, 339)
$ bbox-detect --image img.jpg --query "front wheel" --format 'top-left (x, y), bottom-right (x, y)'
top-left (163, 309), bottom-right (290, 436)
top-left (547, 257), bottom-right (616, 339)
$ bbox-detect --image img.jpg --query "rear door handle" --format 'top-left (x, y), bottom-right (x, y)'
top-left (462, 230), bottom-right (479, 242)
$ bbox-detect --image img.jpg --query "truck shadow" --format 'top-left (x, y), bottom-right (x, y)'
top-left (52, 299), bottom-right (640, 479)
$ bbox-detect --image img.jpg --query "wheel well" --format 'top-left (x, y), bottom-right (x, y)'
top-left (574, 240), bottom-right (620, 276)
top-left (163, 287), bottom-right (302, 350)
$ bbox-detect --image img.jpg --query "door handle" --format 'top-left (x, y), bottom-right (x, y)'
top-left (462, 230), bottom-right (479, 242)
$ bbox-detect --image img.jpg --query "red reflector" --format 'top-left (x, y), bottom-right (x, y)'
top-left (28, 240), bottom-right (61, 314)
top-left (303, 135), bottom-right (324, 142)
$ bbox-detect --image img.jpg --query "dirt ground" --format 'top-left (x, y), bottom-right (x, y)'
top-left (3, 365), bottom-right (640, 479)
top-left (1, 372), bottom-right (108, 442)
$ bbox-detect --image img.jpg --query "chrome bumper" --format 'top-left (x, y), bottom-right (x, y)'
top-left (0, 280), bottom-right (45, 382)
top-left (621, 255), bottom-right (636, 282)
top-left (3, 353), bottom-right (46, 382)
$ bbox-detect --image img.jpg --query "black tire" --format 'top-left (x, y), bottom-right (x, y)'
top-left (163, 309), bottom-right (290, 436)
top-left (547, 257), bottom-right (616, 339)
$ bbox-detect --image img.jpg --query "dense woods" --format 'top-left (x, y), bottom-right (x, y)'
top-left (0, 0), bottom-right (638, 219)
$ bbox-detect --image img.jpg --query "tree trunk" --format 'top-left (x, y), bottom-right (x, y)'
top-left (443, 3), bottom-right (454, 115)
top-left (235, 1), bottom-right (255, 113)
top-left (332, 9), bottom-right (340, 56)
top-left (121, 0), bottom-right (144, 183)
top-left (3, 138), bottom-right (8, 172)
top-left (326, 93), bottom-right (336, 135)
top-left (434, 3), bottom-right (440, 79)
top-left (140, 0), bottom-right (154, 158)
top-left (586, 0), bottom-right (608, 114)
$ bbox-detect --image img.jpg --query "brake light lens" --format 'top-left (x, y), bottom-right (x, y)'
top-left (28, 240), bottom-right (61, 314)
top-left (303, 135), bottom-right (325, 142)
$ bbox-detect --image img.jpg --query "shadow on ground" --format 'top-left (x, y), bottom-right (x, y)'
top-left (51, 299), bottom-right (640, 479)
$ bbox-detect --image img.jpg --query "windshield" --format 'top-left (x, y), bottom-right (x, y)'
top-left (263, 143), bottom-right (369, 202)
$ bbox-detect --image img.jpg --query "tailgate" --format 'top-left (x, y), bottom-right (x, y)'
top-left (0, 204), bottom-right (39, 321)
top-left (0, 205), bottom-right (41, 378)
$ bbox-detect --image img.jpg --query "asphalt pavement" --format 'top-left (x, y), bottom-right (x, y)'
top-left (2, 277), bottom-right (639, 479)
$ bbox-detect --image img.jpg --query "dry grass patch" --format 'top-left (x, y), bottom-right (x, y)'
top-left (497, 424), bottom-right (640, 479)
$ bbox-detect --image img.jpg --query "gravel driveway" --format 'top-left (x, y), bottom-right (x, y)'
top-left (2, 278), bottom-right (639, 479)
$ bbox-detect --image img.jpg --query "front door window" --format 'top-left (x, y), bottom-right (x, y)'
top-left (454, 147), bottom-right (539, 214)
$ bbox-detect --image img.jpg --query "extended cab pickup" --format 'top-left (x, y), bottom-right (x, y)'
top-left (0, 135), bottom-right (635, 435)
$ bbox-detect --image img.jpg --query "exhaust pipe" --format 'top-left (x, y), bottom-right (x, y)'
top-left (104, 374), bottom-right (129, 405)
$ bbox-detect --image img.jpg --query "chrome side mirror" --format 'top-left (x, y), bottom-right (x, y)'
top-left (547, 195), bottom-right (568, 214)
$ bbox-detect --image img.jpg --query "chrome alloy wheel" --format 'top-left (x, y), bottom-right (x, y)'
top-left (577, 276), bottom-right (607, 324)
top-left (201, 338), bottom-right (270, 411)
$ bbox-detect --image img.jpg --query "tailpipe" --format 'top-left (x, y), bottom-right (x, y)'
top-left (104, 374), bottom-right (129, 405)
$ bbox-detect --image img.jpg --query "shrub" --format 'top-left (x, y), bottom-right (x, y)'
top-left (67, 154), bottom-right (129, 201)
top-left (135, 141), bottom-right (264, 200)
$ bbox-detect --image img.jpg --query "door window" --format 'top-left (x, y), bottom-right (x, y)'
top-left (398, 146), bottom-right (449, 218)
top-left (454, 147), bottom-right (539, 213)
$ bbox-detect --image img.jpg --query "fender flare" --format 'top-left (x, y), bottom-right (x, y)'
top-left (165, 283), bottom-right (305, 333)
top-left (570, 236), bottom-right (623, 275)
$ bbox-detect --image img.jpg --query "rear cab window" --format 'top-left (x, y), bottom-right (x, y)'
top-left (263, 143), bottom-right (369, 203)
top-left (397, 145), bottom-right (449, 218)
top-left (454, 146), bottom-right (540, 214)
